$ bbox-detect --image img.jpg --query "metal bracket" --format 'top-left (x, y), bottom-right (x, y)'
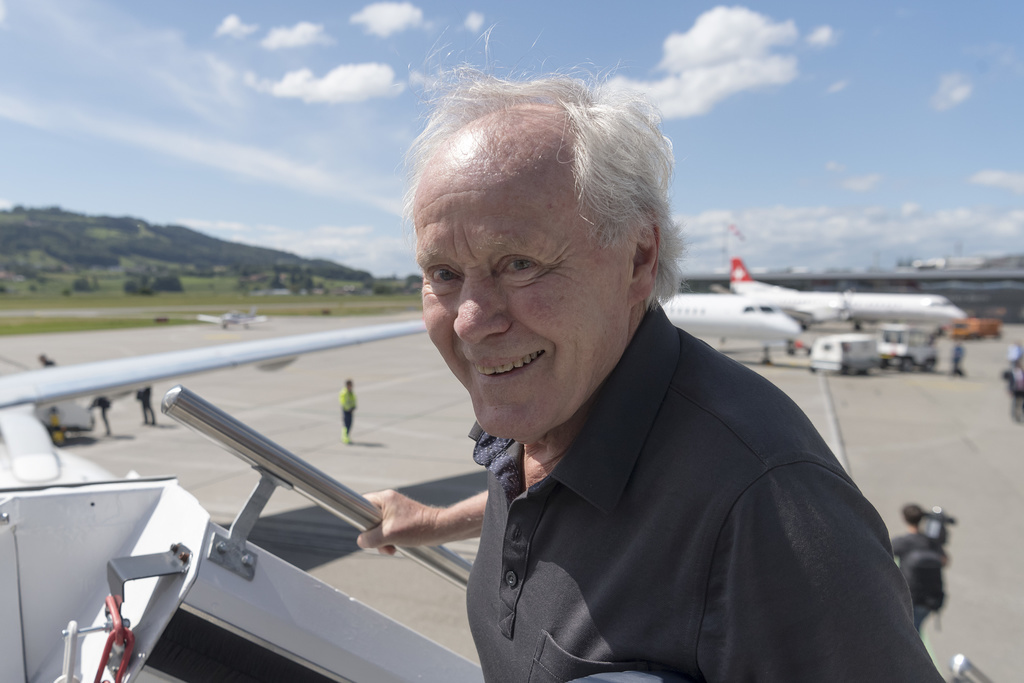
top-left (107, 543), bottom-right (192, 600)
top-left (207, 471), bottom-right (283, 580)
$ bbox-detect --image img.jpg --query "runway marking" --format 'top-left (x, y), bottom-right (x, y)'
top-left (906, 377), bottom-right (986, 393)
top-left (243, 368), bottom-right (456, 413)
top-left (817, 373), bottom-right (851, 475)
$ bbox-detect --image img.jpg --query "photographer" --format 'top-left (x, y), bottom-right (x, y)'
top-left (892, 504), bottom-right (951, 634)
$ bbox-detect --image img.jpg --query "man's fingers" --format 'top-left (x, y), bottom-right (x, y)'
top-left (356, 526), bottom-right (398, 555)
top-left (356, 526), bottom-right (382, 550)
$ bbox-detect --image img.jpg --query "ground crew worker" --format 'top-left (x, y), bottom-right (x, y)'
top-left (339, 379), bottom-right (357, 444)
top-left (48, 407), bottom-right (65, 445)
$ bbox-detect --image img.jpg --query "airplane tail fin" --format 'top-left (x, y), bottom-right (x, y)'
top-left (730, 258), bottom-right (754, 284)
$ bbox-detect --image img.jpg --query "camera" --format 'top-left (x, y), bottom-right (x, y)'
top-left (921, 506), bottom-right (956, 545)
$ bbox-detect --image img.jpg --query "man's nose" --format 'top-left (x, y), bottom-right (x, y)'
top-left (454, 278), bottom-right (509, 343)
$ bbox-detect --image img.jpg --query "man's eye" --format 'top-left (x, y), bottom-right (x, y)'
top-left (509, 259), bottom-right (533, 272)
top-left (431, 268), bottom-right (458, 282)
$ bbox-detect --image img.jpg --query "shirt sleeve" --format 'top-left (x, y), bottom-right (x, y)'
top-left (696, 462), bottom-right (943, 682)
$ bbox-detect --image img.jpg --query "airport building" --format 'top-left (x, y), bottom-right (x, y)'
top-left (683, 255), bottom-right (1024, 323)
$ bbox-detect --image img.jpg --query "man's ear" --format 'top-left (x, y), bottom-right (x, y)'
top-left (629, 222), bottom-right (659, 305)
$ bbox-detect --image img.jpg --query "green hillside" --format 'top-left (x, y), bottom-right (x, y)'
top-left (0, 206), bottom-right (373, 282)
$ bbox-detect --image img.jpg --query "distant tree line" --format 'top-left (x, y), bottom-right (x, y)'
top-left (124, 274), bottom-right (183, 295)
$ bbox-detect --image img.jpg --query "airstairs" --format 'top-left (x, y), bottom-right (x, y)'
top-left (0, 385), bottom-right (481, 683)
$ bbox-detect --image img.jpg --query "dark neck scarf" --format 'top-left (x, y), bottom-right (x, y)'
top-left (470, 424), bottom-right (522, 504)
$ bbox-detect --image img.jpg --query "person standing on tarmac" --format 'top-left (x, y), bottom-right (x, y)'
top-left (951, 342), bottom-right (966, 377)
top-left (892, 504), bottom-right (949, 635)
top-left (90, 396), bottom-right (112, 436)
top-left (1008, 360), bottom-right (1024, 423)
top-left (136, 386), bottom-right (156, 426)
top-left (339, 379), bottom-right (357, 444)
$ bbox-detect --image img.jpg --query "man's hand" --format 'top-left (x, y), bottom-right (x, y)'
top-left (357, 490), bottom-right (488, 555)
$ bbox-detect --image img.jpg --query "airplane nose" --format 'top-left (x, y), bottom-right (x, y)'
top-left (778, 317), bottom-right (802, 336)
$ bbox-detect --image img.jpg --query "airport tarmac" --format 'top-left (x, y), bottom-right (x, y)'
top-left (3, 313), bottom-right (1022, 679)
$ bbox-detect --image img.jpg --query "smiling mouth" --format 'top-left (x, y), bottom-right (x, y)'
top-left (476, 350), bottom-right (544, 376)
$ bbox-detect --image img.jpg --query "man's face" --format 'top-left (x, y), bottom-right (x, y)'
top-left (414, 108), bottom-right (651, 447)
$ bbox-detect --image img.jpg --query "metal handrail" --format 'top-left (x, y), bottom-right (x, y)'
top-left (161, 384), bottom-right (472, 589)
top-left (949, 654), bottom-right (996, 683)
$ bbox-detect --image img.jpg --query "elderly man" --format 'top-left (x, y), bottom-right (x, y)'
top-left (358, 73), bottom-right (940, 682)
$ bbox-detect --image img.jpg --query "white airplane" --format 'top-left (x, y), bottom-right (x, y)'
top-left (0, 317), bottom-right (487, 682)
top-left (663, 293), bottom-right (802, 342)
top-left (663, 293), bottom-right (803, 364)
top-left (729, 258), bottom-right (967, 328)
top-left (197, 306), bottom-right (268, 328)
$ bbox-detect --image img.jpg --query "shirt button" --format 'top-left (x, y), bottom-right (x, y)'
top-left (504, 570), bottom-right (518, 588)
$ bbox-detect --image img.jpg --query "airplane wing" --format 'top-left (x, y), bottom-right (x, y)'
top-left (0, 319), bottom-right (425, 488)
top-left (0, 319), bottom-right (425, 411)
top-left (196, 314), bottom-right (225, 325)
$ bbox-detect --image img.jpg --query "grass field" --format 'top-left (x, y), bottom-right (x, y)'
top-left (0, 294), bottom-right (423, 336)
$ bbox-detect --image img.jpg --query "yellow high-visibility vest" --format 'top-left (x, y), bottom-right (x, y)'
top-left (339, 389), bottom-right (357, 411)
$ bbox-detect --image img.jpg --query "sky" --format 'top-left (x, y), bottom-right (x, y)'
top-left (0, 1), bottom-right (1022, 278)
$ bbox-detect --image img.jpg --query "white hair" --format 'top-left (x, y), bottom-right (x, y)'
top-left (405, 69), bottom-right (685, 306)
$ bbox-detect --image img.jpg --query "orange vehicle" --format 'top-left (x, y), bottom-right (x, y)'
top-left (950, 318), bottom-right (1002, 340)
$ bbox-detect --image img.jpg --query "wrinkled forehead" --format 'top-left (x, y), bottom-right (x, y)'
top-left (413, 105), bottom-right (577, 215)
top-left (453, 105), bottom-right (571, 172)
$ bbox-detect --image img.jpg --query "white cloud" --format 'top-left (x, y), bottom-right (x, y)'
top-left (680, 205), bottom-right (1024, 272)
top-left (246, 63), bottom-right (404, 104)
top-left (931, 72), bottom-right (972, 111)
top-left (2, 2), bottom-right (248, 124)
top-left (970, 170), bottom-right (1024, 195)
top-left (609, 7), bottom-right (799, 119)
top-left (0, 92), bottom-right (403, 215)
top-left (0, 0), bottom-right (7, 25)
top-left (261, 22), bottom-right (332, 50)
top-left (658, 6), bottom-right (797, 71)
top-left (350, 2), bottom-right (424, 38)
top-left (825, 161), bottom-right (845, 173)
top-left (826, 80), bottom-right (848, 94)
top-left (464, 11), bottom-right (485, 33)
top-left (841, 174), bottom-right (882, 192)
top-left (0, 198), bottom-right (13, 211)
top-left (215, 14), bottom-right (258, 39)
top-left (901, 202), bottom-right (921, 217)
top-left (806, 25), bottom-right (837, 48)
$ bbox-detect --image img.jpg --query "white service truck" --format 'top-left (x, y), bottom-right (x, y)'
top-left (877, 324), bottom-right (937, 372)
top-left (809, 333), bottom-right (880, 374)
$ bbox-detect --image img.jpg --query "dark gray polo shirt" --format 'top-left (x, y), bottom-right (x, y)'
top-left (466, 308), bottom-right (941, 683)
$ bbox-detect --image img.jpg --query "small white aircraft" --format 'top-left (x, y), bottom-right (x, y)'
top-left (197, 306), bottom-right (268, 328)
top-left (730, 258), bottom-right (967, 328)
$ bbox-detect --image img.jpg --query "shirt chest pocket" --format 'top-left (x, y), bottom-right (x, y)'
top-left (528, 630), bottom-right (652, 683)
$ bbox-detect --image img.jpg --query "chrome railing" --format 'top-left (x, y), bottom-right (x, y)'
top-left (162, 384), bottom-right (472, 589)
top-left (950, 654), bottom-right (996, 683)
